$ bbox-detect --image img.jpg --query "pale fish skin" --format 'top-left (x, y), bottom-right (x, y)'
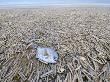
top-left (36, 47), bottom-right (58, 64)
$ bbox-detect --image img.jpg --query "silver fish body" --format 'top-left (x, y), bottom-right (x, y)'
top-left (36, 47), bottom-right (58, 64)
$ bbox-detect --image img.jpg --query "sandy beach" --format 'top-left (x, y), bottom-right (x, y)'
top-left (0, 7), bottom-right (110, 82)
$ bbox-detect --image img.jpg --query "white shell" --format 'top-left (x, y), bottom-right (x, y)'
top-left (36, 47), bottom-right (58, 64)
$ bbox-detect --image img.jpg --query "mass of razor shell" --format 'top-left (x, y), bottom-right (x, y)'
top-left (1, 37), bottom-right (110, 82)
top-left (0, 8), bottom-right (110, 82)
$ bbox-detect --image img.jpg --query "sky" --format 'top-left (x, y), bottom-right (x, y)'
top-left (0, 0), bottom-right (110, 5)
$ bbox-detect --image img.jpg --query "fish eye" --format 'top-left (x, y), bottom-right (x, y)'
top-left (53, 56), bottom-right (57, 60)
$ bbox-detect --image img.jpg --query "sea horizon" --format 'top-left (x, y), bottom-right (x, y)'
top-left (0, 3), bottom-right (110, 8)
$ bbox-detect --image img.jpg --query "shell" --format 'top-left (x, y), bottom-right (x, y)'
top-left (36, 47), bottom-right (58, 64)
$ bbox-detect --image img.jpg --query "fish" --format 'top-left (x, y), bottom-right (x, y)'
top-left (36, 47), bottom-right (58, 64)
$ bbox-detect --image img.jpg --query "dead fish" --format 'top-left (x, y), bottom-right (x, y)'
top-left (36, 47), bottom-right (58, 64)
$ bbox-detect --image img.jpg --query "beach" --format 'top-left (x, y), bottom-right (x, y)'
top-left (0, 7), bottom-right (110, 82)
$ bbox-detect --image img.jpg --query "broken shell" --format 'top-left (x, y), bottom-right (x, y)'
top-left (80, 56), bottom-right (86, 61)
top-left (36, 47), bottom-right (58, 64)
top-left (57, 66), bottom-right (65, 73)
